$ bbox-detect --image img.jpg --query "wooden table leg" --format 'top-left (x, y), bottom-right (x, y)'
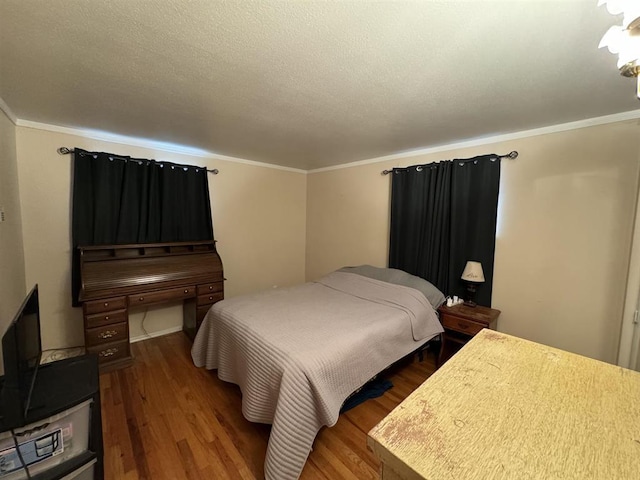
top-left (436, 332), bottom-right (445, 369)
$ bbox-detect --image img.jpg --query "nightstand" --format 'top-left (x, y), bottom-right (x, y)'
top-left (437, 303), bottom-right (501, 367)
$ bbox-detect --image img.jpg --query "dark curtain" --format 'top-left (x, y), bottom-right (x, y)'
top-left (389, 154), bottom-right (500, 307)
top-left (71, 148), bottom-right (214, 304)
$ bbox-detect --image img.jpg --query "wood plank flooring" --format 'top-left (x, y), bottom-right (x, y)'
top-left (100, 332), bottom-right (437, 479)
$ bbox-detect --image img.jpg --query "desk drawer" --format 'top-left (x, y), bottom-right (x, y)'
top-left (441, 314), bottom-right (485, 336)
top-left (128, 286), bottom-right (196, 307)
top-left (85, 309), bottom-right (127, 329)
top-left (84, 296), bottom-right (126, 315)
top-left (85, 322), bottom-right (128, 347)
top-left (197, 282), bottom-right (224, 295)
top-left (197, 292), bottom-right (224, 307)
top-left (87, 340), bottom-right (130, 365)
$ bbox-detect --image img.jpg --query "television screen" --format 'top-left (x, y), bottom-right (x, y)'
top-left (1, 285), bottom-right (42, 422)
top-left (16, 288), bottom-right (41, 388)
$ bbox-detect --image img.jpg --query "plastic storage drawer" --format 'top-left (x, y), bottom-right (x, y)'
top-left (0, 399), bottom-right (92, 479)
top-left (60, 458), bottom-right (96, 480)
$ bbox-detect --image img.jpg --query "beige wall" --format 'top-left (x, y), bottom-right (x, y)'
top-left (15, 126), bottom-right (307, 350)
top-left (0, 110), bottom-right (26, 374)
top-left (306, 121), bottom-right (640, 363)
top-left (7, 117), bottom-right (640, 365)
top-left (0, 110), bottom-right (27, 364)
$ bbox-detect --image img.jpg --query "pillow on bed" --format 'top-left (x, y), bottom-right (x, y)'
top-left (337, 265), bottom-right (445, 309)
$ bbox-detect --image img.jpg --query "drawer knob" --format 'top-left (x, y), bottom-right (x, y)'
top-left (105, 316), bottom-right (110, 321)
top-left (184, 289), bottom-right (189, 294)
top-left (209, 296), bottom-right (213, 301)
top-left (138, 297), bottom-right (144, 301)
top-left (209, 286), bottom-right (213, 290)
top-left (104, 302), bottom-right (109, 307)
top-left (100, 347), bottom-right (118, 358)
top-left (99, 330), bottom-right (117, 339)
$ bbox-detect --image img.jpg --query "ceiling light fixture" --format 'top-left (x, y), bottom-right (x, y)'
top-left (598, 0), bottom-right (640, 99)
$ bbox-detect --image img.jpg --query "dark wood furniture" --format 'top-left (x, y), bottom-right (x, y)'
top-left (0, 354), bottom-right (103, 479)
top-left (77, 241), bottom-right (224, 371)
top-left (437, 303), bottom-right (500, 367)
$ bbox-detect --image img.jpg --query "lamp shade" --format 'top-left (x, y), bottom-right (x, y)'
top-left (461, 261), bottom-right (485, 283)
top-left (598, 0), bottom-right (640, 100)
top-left (598, 0), bottom-right (640, 24)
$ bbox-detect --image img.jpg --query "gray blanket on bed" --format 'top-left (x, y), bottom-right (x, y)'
top-left (191, 271), bottom-right (443, 480)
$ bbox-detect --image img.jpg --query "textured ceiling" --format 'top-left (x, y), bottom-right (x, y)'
top-left (0, 0), bottom-right (638, 170)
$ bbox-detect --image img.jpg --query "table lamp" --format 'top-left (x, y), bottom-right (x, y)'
top-left (461, 261), bottom-right (485, 307)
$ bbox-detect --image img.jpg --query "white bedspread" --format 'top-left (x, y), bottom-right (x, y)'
top-left (191, 271), bottom-right (443, 480)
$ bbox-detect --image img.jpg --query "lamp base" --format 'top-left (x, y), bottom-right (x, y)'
top-left (464, 281), bottom-right (480, 307)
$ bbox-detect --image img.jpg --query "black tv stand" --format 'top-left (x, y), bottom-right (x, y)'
top-left (0, 354), bottom-right (103, 480)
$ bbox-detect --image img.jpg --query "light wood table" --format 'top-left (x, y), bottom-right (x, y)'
top-left (368, 329), bottom-right (640, 479)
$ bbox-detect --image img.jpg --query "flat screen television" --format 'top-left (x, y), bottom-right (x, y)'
top-left (0, 285), bottom-right (42, 429)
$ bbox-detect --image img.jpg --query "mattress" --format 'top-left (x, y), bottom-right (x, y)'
top-left (191, 271), bottom-right (443, 479)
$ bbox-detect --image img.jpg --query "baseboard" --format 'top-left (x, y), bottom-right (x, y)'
top-left (130, 325), bottom-right (184, 343)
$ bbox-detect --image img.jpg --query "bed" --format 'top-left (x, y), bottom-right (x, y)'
top-left (191, 266), bottom-right (445, 480)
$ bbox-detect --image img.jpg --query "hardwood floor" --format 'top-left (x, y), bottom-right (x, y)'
top-left (100, 332), bottom-right (437, 479)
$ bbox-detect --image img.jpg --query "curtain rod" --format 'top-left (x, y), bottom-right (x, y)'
top-left (57, 147), bottom-right (219, 174)
top-left (381, 150), bottom-right (519, 175)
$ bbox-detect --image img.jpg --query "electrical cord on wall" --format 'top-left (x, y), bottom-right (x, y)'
top-left (141, 307), bottom-right (151, 339)
top-left (41, 345), bottom-right (85, 353)
top-left (40, 345), bottom-right (86, 364)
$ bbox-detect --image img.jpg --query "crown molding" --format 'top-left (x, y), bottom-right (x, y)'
top-left (11, 109), bottom-right (640, 174)
top-left (0, 97), bottom-right (18, 125)
top-left (308, 109), bottom-right (640, 174)
top-left (15, 119), bottom-right (308, 174)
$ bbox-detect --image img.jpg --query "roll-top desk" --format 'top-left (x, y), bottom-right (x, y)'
top-left (77, 241), bottom-right (224, 371)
